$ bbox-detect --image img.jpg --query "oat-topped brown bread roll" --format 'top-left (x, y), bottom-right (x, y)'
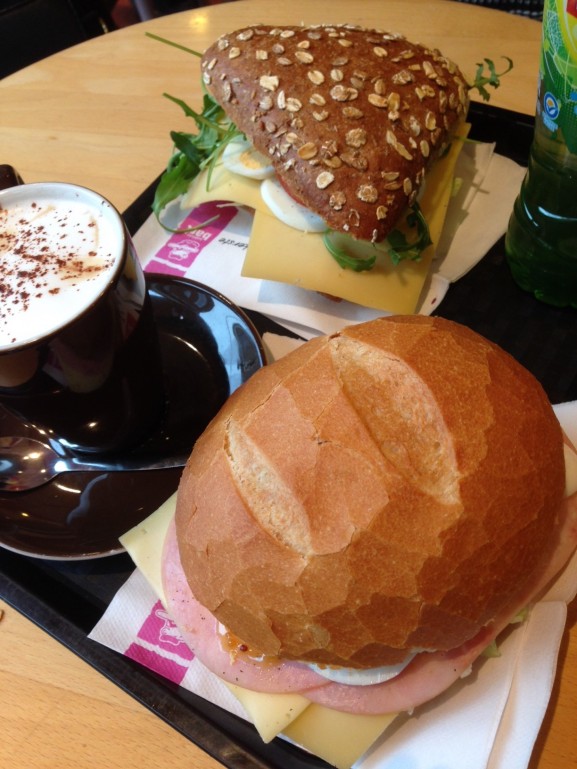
top-left (201, 25), bottom-right (469, 242)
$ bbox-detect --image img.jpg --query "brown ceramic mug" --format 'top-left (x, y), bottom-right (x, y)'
top-left (0, 181), bottom-right (165, 454)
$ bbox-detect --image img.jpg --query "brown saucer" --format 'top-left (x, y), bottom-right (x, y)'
top-left (0, 275), bottom-right (265, 560)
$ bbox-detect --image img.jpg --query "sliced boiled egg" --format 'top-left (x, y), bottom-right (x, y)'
top-left (261, 177), bottom-right (327, 233)
top-left (222, 138), bottom-right (275, 180)
top-left (564, 443), bottom-right (577, 496)
top-left (307, 653), bottom-right (417, 686)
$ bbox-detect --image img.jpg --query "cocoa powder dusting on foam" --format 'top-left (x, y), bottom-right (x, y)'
top-left (0, 202), bottom-right (115, 344)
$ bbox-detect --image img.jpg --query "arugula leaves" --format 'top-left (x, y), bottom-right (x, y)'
top-left (470, 56), bottom-right (514, 101)
top-left (322, 203), bottom-right (432, 272)
top-left (387, 205), bottom-right (433, 265)
top-left (322, 231), bottom-right (378, 272)
top-left (152, 92), bottom-right (243, 221)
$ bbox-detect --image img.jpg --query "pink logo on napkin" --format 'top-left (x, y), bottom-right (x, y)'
top-left (125, 599), bottom-right (194, 685)
top-left (146, 201), bottom-right (238, 276)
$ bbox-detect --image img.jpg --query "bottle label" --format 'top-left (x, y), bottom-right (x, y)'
top-left (558, 0), bottom-right (577, 60)
top-left (539, 1), bottom-right (577, 151)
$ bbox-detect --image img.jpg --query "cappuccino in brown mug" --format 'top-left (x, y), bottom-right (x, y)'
top-left (0, 182), bottom-right (164, 454)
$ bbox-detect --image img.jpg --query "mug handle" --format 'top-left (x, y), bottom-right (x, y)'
top-left (0, 165), bottom-right (24, 190)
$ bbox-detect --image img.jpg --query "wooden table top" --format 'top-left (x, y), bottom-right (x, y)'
top-left (1, 0), bottom-right (541, 214)
top-left (1, 2), bottom-right (576, 768)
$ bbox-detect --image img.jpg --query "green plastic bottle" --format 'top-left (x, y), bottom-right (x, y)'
top-left (505, 0), bottom-right (577, 308)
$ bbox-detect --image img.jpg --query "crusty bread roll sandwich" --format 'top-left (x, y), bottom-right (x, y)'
top-left (158, 315), bottom-right (577, 767)
top-left (156, 24), bottom-right (511, 313)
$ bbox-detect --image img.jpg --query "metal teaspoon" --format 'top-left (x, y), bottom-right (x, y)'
top-left (0, 435), bottom-right (188, 492)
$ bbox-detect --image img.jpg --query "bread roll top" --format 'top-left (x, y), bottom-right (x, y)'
top-left (175, 316), bottom-right (565, 668)
top-left (201, 25), bottom-right (469, 242)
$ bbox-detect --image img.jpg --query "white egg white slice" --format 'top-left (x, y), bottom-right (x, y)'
top-left (307, 653), bottom-right (417, 686)
top-left (564, 443), bottom-right (577, 496)
top-left (261, 177), bottom-right (327, 233)
top-left (222, 138), bottom-right (275, 180)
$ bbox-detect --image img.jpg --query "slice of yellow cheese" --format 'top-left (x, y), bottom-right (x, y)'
top-left (283, 704), bottom-right (399, 769)
top-left (243, 125), bottom-right (469, 314)
top-left (120, 498), bottom-right (399, 768)
top-left (181, 125), bottom-right (469, 314)
top-left (120, 492), bottom-right (177, 600)
top-left (224, 682), bottom-right (311, 743)
top-left (181, 162), bottom-right (269, 214)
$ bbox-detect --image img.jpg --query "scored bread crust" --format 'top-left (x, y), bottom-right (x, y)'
top-left (201, 24), bottom-right (469, 242)
top-left (175, 316), bottom-right (565, 669)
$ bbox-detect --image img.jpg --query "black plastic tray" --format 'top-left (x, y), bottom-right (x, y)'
top-left (2, 102), bottom-right (576, 769)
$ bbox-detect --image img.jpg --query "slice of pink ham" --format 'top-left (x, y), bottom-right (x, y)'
top-left (162, 489), bottom-right (577, 715)
top-left (162, 519), bottom-right (330, 693)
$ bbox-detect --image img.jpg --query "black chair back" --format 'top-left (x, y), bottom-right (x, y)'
top-left (0, 0), bottom-right (115, 79)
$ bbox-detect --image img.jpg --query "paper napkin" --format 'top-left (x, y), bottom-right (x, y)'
top-left (135, 145), bottom-right (526, 338)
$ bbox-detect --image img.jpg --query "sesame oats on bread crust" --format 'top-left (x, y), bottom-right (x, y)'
top-left (201, 24), bottom-right (469, 243)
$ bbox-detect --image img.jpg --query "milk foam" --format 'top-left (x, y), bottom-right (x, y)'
top-left (0, 185), bottom-right (123, 350)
